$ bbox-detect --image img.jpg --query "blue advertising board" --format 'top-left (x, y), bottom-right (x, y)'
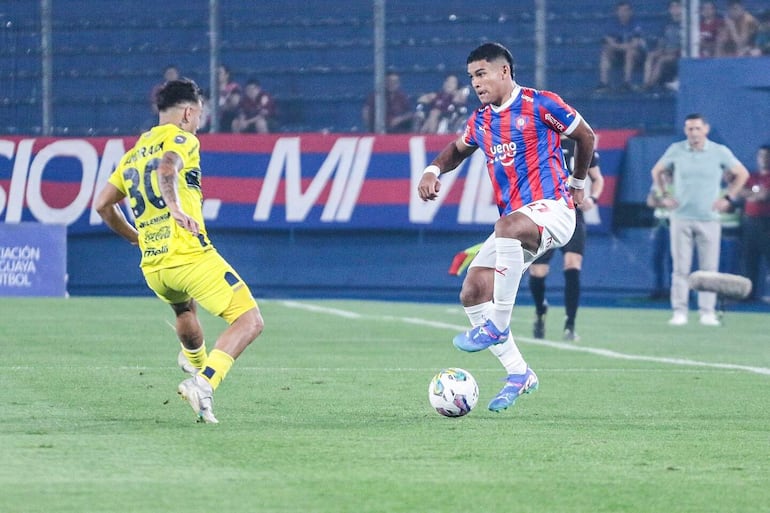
top-left (0, 223), bottom-right (67, 297)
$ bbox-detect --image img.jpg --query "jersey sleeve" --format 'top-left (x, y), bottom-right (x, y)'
top-left (163, 130), bottom-right (200, 160)
top-left (461, 110), bottom-right (481, 148)
top-left (718, 144), bottom-right (740, 170)
top-left (537, 90), bottom-right (581, 135)
top-left (659, 143), bottom-right (678, 169)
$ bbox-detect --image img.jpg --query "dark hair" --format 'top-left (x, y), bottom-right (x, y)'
top-left (467, 42), bottom-right (515, 74)
top-left (156, 78), bottom-right (202, 112)
top-left (759, 144), bottom-right (770, 152)
top-left (685, 112), bottom-right (707, 123)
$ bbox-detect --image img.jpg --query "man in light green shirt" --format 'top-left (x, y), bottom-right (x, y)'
top-left (651, 113), bottom-right (749, 326)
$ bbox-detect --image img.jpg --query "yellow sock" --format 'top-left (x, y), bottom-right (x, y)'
top-left (198, 349), bottom-right (234, 390)
top-left (181, 342), bottom-right (208, 370)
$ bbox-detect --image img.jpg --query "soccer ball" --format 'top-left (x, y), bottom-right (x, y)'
top-left (428, 368), bottom-right (479, 417)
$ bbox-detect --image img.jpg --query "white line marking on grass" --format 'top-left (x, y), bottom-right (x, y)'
top-left (281, 300), bottom-right (362, 319)
top-left (283, 301), bottom-right (770, 376)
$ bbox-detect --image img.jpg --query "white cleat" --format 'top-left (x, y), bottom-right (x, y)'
top-left (177, 351), bottom-right (199, 376)
top-left (667, 313), bottom-right (688, 326)
top-left (699, 313), bottom-right (721, 326)
top-left (177, 375), bottom-right (218, 424)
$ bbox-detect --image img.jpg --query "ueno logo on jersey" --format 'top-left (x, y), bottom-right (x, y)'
top-left (545, 113), bottom-right (565, 132)
top-left (490, 141), bottom-right (517, 166)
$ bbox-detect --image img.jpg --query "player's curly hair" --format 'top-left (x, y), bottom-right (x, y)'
top-left (156, 78), bottom-right (202, 112)
top-left (467, 42), bottom-right (515, 74)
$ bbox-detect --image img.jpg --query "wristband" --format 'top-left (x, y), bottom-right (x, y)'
top-left (589, 196), bottom-right (598, 204)
top-left (423, 165), bottom-right (441, 177)
top-left (568, 176), bottom-right (586, 189)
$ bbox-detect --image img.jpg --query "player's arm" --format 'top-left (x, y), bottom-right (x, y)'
top-left (417, 137), bottom-right (476, 201)
top-left (564, 119), bottom-right (596, 206)
top-left (94, 183), bottom-right (139, 245)
top-left (650, 159), bottom-right (677, 209)
top-left (157, 150), bottom-right (200, 236)
top-left (716, 160), bottom-right (751, 212)
top-left (583, 156), bottom-right (604, 211)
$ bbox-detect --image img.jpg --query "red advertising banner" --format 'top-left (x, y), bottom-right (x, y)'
top-left (0, 131), bottom-right (635, 233)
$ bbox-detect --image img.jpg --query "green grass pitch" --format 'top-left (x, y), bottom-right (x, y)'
top-left (1, 297), bottom-right (769, 512)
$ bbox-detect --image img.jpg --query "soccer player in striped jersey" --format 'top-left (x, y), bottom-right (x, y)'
top-left (95, 78), bottom-right (264, 423)
top-left (417, 42), bottom-right (596, 412)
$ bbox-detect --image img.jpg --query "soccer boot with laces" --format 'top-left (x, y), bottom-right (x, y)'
top-left (177, 375), bottom-right (218, 424)
top-left (453, 319), bottom-right (510, 352)
top-left (487, 367), bottom-right (539, 412)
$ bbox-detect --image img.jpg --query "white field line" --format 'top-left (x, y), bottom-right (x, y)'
top-left (283, 301), bottom-right (770, 376)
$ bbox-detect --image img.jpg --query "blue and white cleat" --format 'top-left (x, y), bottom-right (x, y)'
top-left (487, 367), bottom-right (539, 412)
top-left (453, 319), bottom-right (510, 352)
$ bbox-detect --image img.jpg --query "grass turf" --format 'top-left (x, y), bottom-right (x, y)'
top-left (1, 297), bottom-right (768, 512)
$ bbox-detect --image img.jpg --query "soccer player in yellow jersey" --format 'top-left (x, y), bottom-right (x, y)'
top-left (94, 78), bottom-right (264, 423)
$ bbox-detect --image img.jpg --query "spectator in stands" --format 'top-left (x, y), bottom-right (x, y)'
top-left (642, 0), bottom-right (683, 91)
top-left (596, 1), bottom-right (646, 92)
top-left (699, 1), bottom-right (726, 58)
top-left (233, 78), bottom-right (276, 134)
top-left (650, 113), bottom-right (749, 326)
top-left (749, 9), bottom-right (770, 56)
top-left (218, 87), bottom-right (242, 133)
top-left (150, 65), bottom-right (180, 115)
top-left (217, 65), bottom-right (241, 108)
top-left (362, 71), bottom-right (414, 133)
top-left (718, 0), bottom-right (759, 56)
top-left (646, 171), bottom-right (673, 300)
top-left (738, 144), bottom-right (770, 301)
top-left (414, 74), bottom-right (470, 134)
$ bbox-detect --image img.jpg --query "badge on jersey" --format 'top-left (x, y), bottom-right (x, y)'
top-left (174, 135), bottom-right (187, 144)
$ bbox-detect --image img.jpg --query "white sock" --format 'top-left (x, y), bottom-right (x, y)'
top-left (490, 238), bottom-right (524, 330)
top-left (463, 301), bottom-right (492, 327)
top-left (465, 301), bottom-right (527, 375)
top-left (488, 334), bottom-right (528, 375)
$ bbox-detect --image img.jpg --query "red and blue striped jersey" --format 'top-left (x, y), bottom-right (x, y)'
top-left (461, 85), bottom-right (581, 215)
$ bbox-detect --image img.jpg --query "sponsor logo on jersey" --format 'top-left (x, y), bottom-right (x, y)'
top-left (545, 113), bottom-right (565, 132)
top-left (490, 141), bottom-right (517, 167)
top-left (143, 245), bottom-right (169, 257)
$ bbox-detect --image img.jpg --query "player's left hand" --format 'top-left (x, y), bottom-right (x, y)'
top-left (418, 173), bottom-right (441, 201)
top-left (171, 210), bottom-right (200, 236)
top-left (579, 195), bottom-right (596, 212)
top-left (570, 187), bottom-right (585, 209)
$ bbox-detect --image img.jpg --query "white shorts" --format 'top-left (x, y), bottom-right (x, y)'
top-left (469, 198), bottom-right (576, 270)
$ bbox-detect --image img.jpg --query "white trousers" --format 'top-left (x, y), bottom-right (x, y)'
top-left (669, 218), bottom-right (721, 316)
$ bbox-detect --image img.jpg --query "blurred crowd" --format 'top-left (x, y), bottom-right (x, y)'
top-left (596, 0), bottom-right (769, 94)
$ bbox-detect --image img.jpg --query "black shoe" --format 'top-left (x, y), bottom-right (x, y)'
top-left (533, 311), bottom-right (546, 339)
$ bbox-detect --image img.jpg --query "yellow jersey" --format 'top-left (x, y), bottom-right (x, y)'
top-left (109, 123), bottom-right (213, 272)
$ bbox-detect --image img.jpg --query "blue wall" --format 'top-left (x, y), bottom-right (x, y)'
top-left (67, 228), bottom-right (661, 303)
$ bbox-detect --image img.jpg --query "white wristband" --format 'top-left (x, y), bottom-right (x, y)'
top-left (423, 165), bottom-right (441, 177)
top-left (568, 176), bottom-right (586, 189)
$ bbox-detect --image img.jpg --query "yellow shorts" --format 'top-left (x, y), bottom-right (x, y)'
top-left (144, 250), bottom-right (258, 324)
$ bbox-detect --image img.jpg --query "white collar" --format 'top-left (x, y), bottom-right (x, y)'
top-left (491, 84), bottom-right (521, 113)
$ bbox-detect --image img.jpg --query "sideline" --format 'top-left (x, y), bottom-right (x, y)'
top-left (282, 300), bottom-right (770, 376)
